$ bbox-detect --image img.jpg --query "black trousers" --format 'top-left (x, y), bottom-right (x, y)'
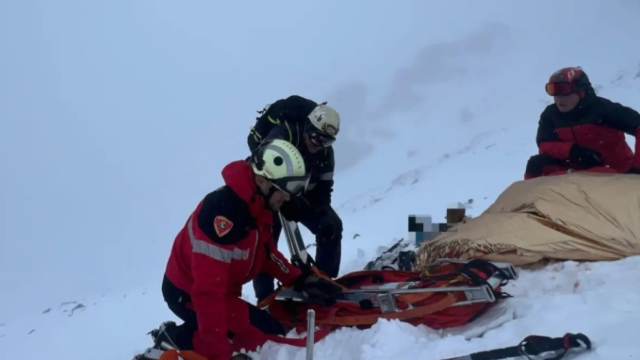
top-left (161, 275), bottom-right (286, 349)
top-left (252, 206), bottom-right (343, 303)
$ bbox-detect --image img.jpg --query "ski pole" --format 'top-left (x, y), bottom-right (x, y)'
top-left (305, 309), bottom-right (316, 360)
top-left (440, 333), bottom-right (591, 360)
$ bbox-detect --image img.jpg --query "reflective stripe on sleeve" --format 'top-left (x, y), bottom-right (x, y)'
top-left (187, 216), bottom-right (249, 263)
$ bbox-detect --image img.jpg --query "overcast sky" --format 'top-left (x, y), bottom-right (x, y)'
top-left (1, 0), bottom-right (640, 320)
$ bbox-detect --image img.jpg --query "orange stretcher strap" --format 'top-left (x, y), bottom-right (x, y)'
top-left (393, 275), bottom-right (466, 304)
top-left (257, 265), bottom-right (348, 309)
top-left (312, 266), bottom-right (350, 291)
top-left (315, 293), bottom-right (459, 327)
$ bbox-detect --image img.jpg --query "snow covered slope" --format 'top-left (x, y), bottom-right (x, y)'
top-left (2, 257), bottom-right (638, 360)
top-left (3, 0), bottom-right (640, 360)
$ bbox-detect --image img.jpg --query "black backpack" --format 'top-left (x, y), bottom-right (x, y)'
top-left (248, 95), bottom-right (318, 151)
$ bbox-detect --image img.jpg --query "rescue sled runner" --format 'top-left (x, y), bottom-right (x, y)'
top-left (259, 215), bottom-right (518, 331)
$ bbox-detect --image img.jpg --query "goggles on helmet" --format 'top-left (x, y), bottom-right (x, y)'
top-left (308, 130), bottom-right (336, 147)
top-left (269, 174), bottom-right (310, 196)
top-left (545, 82), bottom-right (576, 96)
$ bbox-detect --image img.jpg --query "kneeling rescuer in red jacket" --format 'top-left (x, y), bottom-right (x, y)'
top-left (136, 139), bottom-right (342, 360)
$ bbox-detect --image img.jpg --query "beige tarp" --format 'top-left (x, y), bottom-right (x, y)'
top-left (416, 172), bottom-right (640, 269)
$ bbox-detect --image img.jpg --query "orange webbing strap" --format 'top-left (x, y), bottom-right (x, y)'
top-left (257, 265), bottom-right (348, 309)
top-left (257, 290), bottom-right (278, 309)
top-left (311, 265), bottom-right (349, 291)
top-left (315, 293), bottom-right (459, 327)
top-left (260, 268), bottom-right (459, 328)
top-left (159, 349), bottom-right (208, 360)
top-left (396, 276), bottom-right (466, 304)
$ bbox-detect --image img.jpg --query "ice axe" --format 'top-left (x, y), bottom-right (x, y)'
top-left (254, 214), bottom-right (323, 310)
top-left (440, 333), bottom-right (591, 360)
top-left (279, 212), bottom-right (311, 270)
top-left (279, 212), bottom-right (347, 290)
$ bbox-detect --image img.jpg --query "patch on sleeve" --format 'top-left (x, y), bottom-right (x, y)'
top-left (213, 216), bottom-right (234, 237)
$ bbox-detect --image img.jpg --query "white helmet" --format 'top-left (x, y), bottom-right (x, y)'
top-left (306, 103), bottom-right (340, 147)
top-left (251, 139), bottom-right (310, 195)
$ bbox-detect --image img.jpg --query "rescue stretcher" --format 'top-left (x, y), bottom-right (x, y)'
top-left (257, 214), bottom-right (518, 331)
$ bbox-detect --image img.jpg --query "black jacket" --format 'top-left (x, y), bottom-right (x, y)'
top-left (248, 95), bottom-right (318, 150)
top-left (536, 95), bottom-right (640, 172)
top-left (248, 95), bottom-right (335, 213)
top-left (252, 121), bottom-right (335, 212)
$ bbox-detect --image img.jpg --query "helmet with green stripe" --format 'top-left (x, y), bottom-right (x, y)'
top-left (250, 139), bottom-right (310, 196)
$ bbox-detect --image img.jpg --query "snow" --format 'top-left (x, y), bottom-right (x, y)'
top-left (3, 257), bottom-right (639, 359)
top-left (3, 0), bottom-right (640, 360)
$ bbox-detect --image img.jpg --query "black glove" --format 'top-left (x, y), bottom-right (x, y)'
top-left (292, 272), bottom-right (342, 305)
top-left (569, 144), bottom-right (603, 168)
top-left (280, 197), bottom-right (310, 222)
top-left (626, 167), bottom-right (640, 174)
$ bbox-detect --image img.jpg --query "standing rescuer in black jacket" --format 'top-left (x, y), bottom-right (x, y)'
top-left (248, 95), bottom-right (343, 303)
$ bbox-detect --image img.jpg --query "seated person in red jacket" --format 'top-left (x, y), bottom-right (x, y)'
top-left (524, 66), bottom-right (640, 179)
top-left (135, 139), bottom-right (342, 360)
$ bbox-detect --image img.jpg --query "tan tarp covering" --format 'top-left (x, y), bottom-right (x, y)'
top-left (416, 172), bottom-right (640, 268)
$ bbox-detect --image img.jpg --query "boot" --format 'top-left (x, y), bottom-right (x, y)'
top-left (133, 321), bottom-right (189, 360)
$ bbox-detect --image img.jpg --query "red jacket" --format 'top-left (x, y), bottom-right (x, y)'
top-left (536, 96), bottom-right (640, 172)
top-left (164, 160), bottom-right (302, 360)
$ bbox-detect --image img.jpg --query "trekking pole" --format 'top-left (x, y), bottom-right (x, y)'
top-left (440, 333), bottom-right (591, 360)
top-left (305, 309), bottom-right (316, 360)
